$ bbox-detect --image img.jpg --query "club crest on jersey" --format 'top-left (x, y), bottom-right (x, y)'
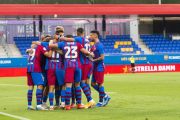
top-left (43, 47), bottom-right (46, 50)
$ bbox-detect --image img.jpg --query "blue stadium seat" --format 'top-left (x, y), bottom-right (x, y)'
top-left (141, 51), bottom-right (144, 54)
top-left (153, 41), bottom-right (157, 44)
top-left (168, 47), bottom-right (172, 50)
top-left (169, 44), bottom-right (172, 47)
top-left (173, 44), bottom-right (176, 47)
top-left (14, 37), bottom-right (18, 41)
top-left (173, 41), bottom-right (178, 44)
top-left (151, 38), bottom-right (155, 41)
top-left (152, 48), bottom-right (156, 51)
top-left (160, 44), bottom-right (164, 47)
top-left (155, 38), bottom-right (158, 41)
top-left (169, 41), bottom-right (173, 44)
top-left (162, 38), bottom-right (166, 41)
top-left (162, 41), bottom-right (165, 44)
top-left (147, 38), bottom-right (150, 41)
top-left (164, 44), bottom-right (168, 47)
top-left (152, 35), bottom-right (155, 38)
top-left (157, 44), bottom-right (160, 47)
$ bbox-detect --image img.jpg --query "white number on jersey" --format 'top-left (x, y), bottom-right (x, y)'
top-left (64, 46), bottom-right (77, 58)
top-left (29, 49), bottom-right (35, 60)
top-left (84, 43), bottom-right (90, 51)
top-left (52, 51), bottom-right (59, 58)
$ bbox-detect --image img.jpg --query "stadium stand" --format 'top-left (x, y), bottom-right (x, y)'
top-left (0, 45), bottom-right (8, 58)
top-left (13, 37), bottom-right (39, 57)
top-left (141, 34), bottom-right (180, 54)
top-left (14, 35), bottom-right (144, 56)
top-left (90, 35), bottom-right (144, 55)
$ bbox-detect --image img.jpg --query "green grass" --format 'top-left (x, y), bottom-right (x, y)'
top-left (0, 73), bottom-right (180, 120)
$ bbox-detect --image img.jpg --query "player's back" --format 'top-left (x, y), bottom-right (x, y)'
top-left (41, 42), bottom-right (64, 70)
top-left (59, 41), bottom-right (82, 69)
top-left (27, 45), bottom-right (46, 73)
top-left (74, 37), bottom-right (91, 65)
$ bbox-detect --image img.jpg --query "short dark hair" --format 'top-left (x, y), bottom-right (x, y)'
top-left (90, 30), bottom-right (100, 38)
top-left (77, 28), bottom-right (84, 34)
top-left (66, 35), bottom-right (73, 38)
top-left (45, 35), bottom-right (51, 38)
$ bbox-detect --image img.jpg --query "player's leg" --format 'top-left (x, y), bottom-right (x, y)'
top-left (74, 68), bottom-right (83, 109)
top-left (47, 69), bottom-right (56, 110)
top-left (80, 65), bottom-right (92, 102)
top-left (41, 71), bottom-right (49, 108)
top-left (31, 72), bottom-right (47, 110)
top-left (54, 85), bottom-right (60, 108)
top-left (55, 69), bottom-right (65, 108)
top-left (64, 68), bottom-right (75, 110)
top-left (42, 85), bottom-right (49, 109)
top-left (27, 72), bottom-right (35, 110)
top-left (93, 72), bottom-right (111, 107)
top-left (71, 83), bottom-right (76, 108)
top-left (81, 64), bottom-right (95, 108)
top-left (86, 66), bottom-right (92, 94)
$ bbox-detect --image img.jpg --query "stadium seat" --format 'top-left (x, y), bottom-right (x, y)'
top-left (129, 48), bottom-right (133, 51)
top-left (125, 48), bottom-right (130, 51)
top-left (119, 41), bottom-right (124, 45)
top-left (114, 45), bottom-right (118, 48)
top-left (121, 48), bottom-right (125, 52)
top-left (136, 51), bottom-right (141, 55)
top-left (115, 41), bottom-right (119, 45)
top-left (127, 41), bottom-right (132, 45)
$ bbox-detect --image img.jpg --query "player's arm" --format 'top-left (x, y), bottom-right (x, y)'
top-left (59, 37), bottom-right (75, 42)
top-left (49, 40), bottom-right (58, 48)
top-left (80, 48), bottom-right (94, 57)
top-left (44, 50), bottom-right (53, 58)
top-left (90, 54), bottom-right (104, 62)
top-left (55, 49), bottom-right (63, 55)
top-left (32, 41), bottom-right (41, 45)
top-left (26, 49), bottom-right (33, 54)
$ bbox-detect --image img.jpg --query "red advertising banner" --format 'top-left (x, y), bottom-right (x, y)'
top-left (105, 63), bottom-right (180, 74)
top-left (0, 63), bottom-right (180, 77)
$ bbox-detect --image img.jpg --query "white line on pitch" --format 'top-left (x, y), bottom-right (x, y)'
top-left (0, 97), bottom-right (26, 99)
top-left (0, 84), bottom-right (27, 87)
top-left (0, 112), bottom-right (30, 120)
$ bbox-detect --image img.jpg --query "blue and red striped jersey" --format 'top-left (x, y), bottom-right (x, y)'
top-left (27, 45), bottom-right (47, 73)
top-left (74, 37), bottom-right (92, 65)
top-left (90, 41), bottom-right (105, 72)
top-left (41, 42), bottom-right (64, 70)
top-left (58, 41), bottom-right (83, 69)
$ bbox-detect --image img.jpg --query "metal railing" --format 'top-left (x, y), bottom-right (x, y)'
top-left (0, 35), bottom-right (13, 57)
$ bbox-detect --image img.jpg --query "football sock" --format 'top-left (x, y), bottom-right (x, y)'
top-left (61, 90), bottom-right (66, 103)
top-left (42, 96), bottom-right (48, 103)
top-left (48, 92), bottom-right (54, 106)
top-left (93, 84), bottom-right (107, 96)
top-left (27, 90), bottom-right (33, 106)
top-left (80, 83), bottom-right (92, 102)
top-left (55, 90), bottom-right (60, 106)
top-left (86, 84), bottom-right (91, 94)
top-left (75, 86), bottom-right (82, 104)
top-left (99, 86), bottom-right (106, 103)
top-left (36, 89), bottom-right (42, 106)
top-left (72, 86), bottom-right (76, 104)
top-left (65, 87), bottom-right (71, 105)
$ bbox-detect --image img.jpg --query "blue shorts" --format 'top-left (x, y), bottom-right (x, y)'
top-left (55, 69), bottom-right (65, 86)
top-left (31, 72), bottom-right (44, 85)
top-left (65, 67), bottom-right (82, 83)
top-left (42, 71), bottom-right (47, 87)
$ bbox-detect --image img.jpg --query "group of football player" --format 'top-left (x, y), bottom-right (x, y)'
top-left (26, 26), bottom-right (111, 110)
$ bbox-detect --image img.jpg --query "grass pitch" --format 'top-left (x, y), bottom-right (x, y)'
top-left (0, 72), bottom-right (180, 120)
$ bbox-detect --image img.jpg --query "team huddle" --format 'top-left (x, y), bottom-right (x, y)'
top-left (26, 26), bottom-right (111, 110)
